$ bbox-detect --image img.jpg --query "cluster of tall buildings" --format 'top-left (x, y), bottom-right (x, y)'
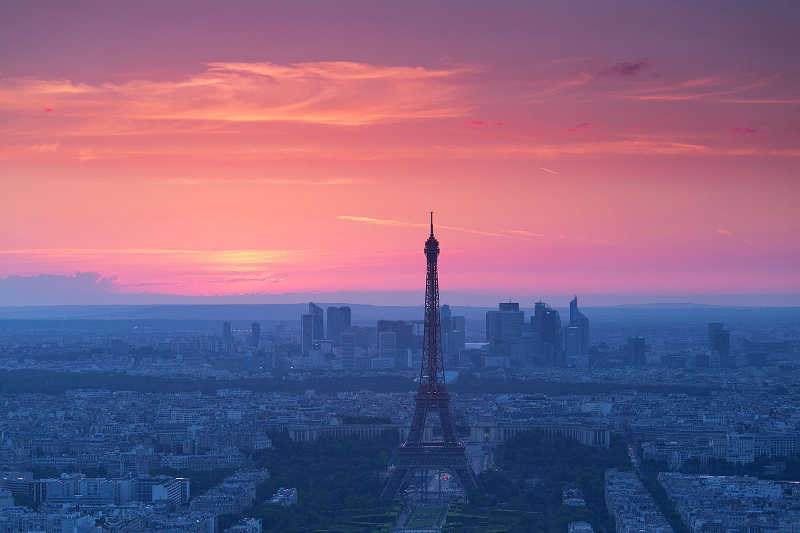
top-left (301, 303), bottom-right (352, 355)
top-left (485, 296), bottom-right (590, 367)
top-left (221, 321), bottom-right (261, 353)
top-left (296, 302), bottom-right (468, 371)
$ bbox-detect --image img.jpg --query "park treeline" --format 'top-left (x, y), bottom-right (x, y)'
top-left (0, 369), bottom-right (713, 396)
top-left (221, 429), bottom-right (632, 533)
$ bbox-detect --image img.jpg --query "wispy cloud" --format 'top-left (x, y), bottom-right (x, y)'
top-left (566, 122), bottom-right (592, 133)
top-left (337, 216), bottom-right (511, 238)
top-left (624, 77), bottom-right (774, 102)
top-left (719, 98), bottom-right (800, 104)
top-left (601, 60), bottom-right (648, 77)
top-left (716, 228), bottom-right (733, 236)
top-left (505, 229), bottom-right (545, 238)
top-left (527, 73), bottom-right (594, 101)
top-left (0, 61), bottom-right (475, 128)
top-left (539, 167), bottom-right (560, 175)
top-left (156, 177), bottom-right (365, 186)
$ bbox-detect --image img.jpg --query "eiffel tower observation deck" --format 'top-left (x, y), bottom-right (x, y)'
top-left (380, 213), bottom-right (478, 505)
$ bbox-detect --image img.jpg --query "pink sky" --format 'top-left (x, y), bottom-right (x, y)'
top-left (1, 1), bottom-right (798, 305)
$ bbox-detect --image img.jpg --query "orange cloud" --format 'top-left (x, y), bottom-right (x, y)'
top-left (0, 61), bottom-right (474, 127)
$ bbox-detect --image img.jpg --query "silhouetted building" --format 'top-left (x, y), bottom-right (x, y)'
top-left (378, 330), bottom-right (397, 358)
top-left (250, 322), bottom-right (261, 348)
top-left (662, 353), bottom-right (687, 369)
top-left (625, 336), bottom-right (647, 366)
top-left (532, 301), bottom-right (562, 365)
top-left (568, 296), bottom-right (589, 354)
top-left (709, 322), bottom-right (733, 368)
top-left (222, 321), bottom-right (233, 353)
top-left (308, 302), bottom-right (324, 340)
top-left (440, 304), bottom-right (466, 361)
top-left (326, 306), bottom-right (351, 345)
top-left (695, 352), bottom-right (710, 368)
top-left (440, 304), bottom-right (452, 333)
top-left (377, 320), bottom-right (414, 351)
top-left (565, 326), bottom-right (583, 366)
top-left (340, 329), bottom-right (356, 370)
top-left (301, 314), bottom-right (313, 355)
top-left (486, 302), bottom-right (524, 357)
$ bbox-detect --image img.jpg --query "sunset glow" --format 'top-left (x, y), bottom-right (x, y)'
top-left (2, 1), bottom-right (798, 305)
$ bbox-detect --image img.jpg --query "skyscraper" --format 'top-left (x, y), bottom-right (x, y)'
top-left (378, 330), bottom-right (397, 358)
top-left (564, 326), bottom-right (583, 366)
top-left (625, 336), bottom-right (647, 366)
top-left (308, 302), bottom-right (324, 340)
top-left (250, 322), bottom-right (261, 348)
top-left (326, 306), bottom-right (351, 345)
top-left (486, 302), bottom-right (524, 356)
top-left (340, 329), bottom-right (356, 370)
top-left (301, 314), bottom-right (313, 355)
top-left (709, 322), bottom-right (732, 368)
top-left (222, 321), bottom-right (233, 353)
top-left (447, 314), bottom-right (466, 360)
top-left (532, 301), bottom-right (562, 365)
top-left (377, 320), bottom-right (414, 351)
top-left (440, 304), bottom-right (452, 356)
top-left (440, 304), bottom-right (452, 332)
top-left (568, 296), bottom-right (589, 354)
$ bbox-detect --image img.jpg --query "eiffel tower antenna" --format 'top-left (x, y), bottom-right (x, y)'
top-left (380, 213), bottom-right (478, 504)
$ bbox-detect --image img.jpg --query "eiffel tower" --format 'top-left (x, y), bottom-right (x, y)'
top-left (380, 213), bottom-right (478, 504)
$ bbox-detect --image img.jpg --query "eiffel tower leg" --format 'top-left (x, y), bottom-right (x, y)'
top-left (453, 466), bottom-right (478, 490)
top-left (406, 402), bottom-right (428, 444)
top-left (380, 467), bottom-right (412, 505)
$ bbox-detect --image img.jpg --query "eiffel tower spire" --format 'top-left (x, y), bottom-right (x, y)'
top-left (380, 214), bottom-right (478, 504)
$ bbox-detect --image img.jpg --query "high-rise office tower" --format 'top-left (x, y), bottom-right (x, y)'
top-left (532, 301), bottom-right (562, 365)
top-left (565, 325), bottom-right (582, 365)
top-left (440, 304), bottom-right (452, 332)
top-left (448, 314), bottom-right (466, 359)
top-left (378, 330), bottom-right (397, 358)
top-left (568, 296), bottom-right (590, 354)
top-left (625, 336), bottom-right (647, 366)
top-left (326, 306), bottom-right (351, 345)
top-left (440, 304), bottom-right (452, 356)
top-left (377, 320), bottom-right (414, 351)
top-left (250, 322), bottom-right (261, 348)
top-left (709, 322), bottom-right (732, 368)
top-left (486, 302), bottom-right (524, 356)
top-left (340, 329), bottom-right (356, 370)
top-left (301, 314), bottom-right (313, 354)
top-left (308, 302), bottom-right (324, 340)
top-left (327, 307), bottom-right (341, 344)
top-left (222, 321), bottom-right (233, 353)
top-left (339, 306), bottom-right (351, 342)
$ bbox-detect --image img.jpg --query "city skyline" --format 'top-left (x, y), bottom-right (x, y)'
top-left (2, 1), bottom-right (799, 306)
top-left (2, 3), bottom-right (799, 532)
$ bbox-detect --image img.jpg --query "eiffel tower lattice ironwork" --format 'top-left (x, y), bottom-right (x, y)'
top-left (380, 213), bottom-right (478, 504)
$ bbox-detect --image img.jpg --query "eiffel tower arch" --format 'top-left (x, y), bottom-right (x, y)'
top-left (380, 213), bottom-right (478, 504)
